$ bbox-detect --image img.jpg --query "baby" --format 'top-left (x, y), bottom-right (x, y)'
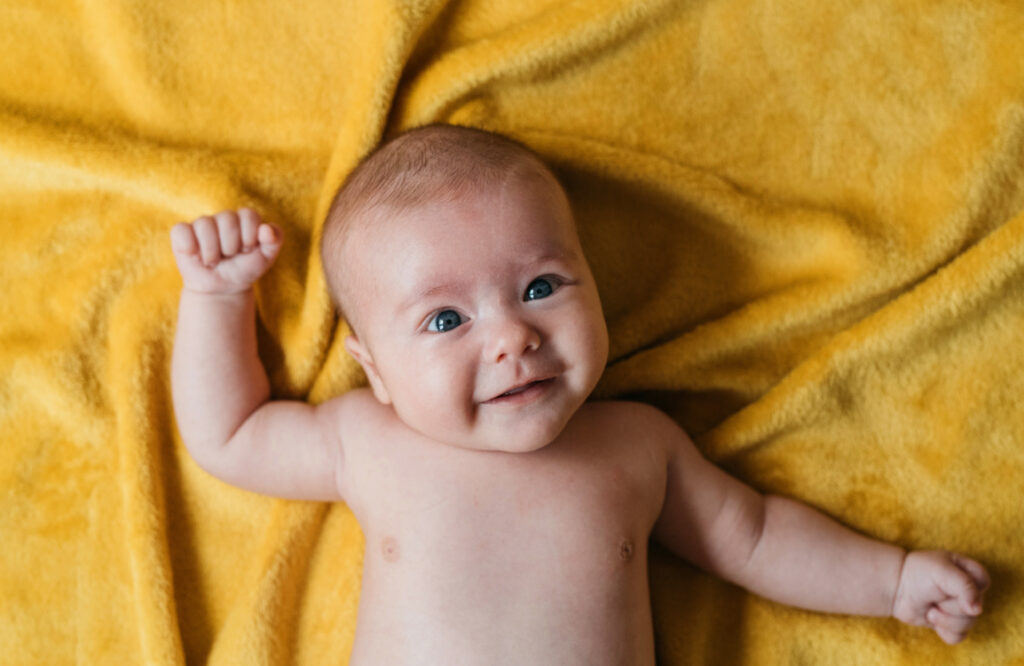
top-left (171, 124), bottom-right (989, 664)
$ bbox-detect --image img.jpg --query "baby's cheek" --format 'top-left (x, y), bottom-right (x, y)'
top-left (566, 319), bottom-right (607, 384)
top-left (414, 355), bottom-right (475, 422)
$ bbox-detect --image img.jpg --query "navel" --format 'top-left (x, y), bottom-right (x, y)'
top-left (618, 538), bottom-right (635, 562)
top-left (381, 536), bottom-right (400, 562)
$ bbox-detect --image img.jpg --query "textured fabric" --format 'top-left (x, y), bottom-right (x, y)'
top-left (2, 1), bottom-right (1022, 663)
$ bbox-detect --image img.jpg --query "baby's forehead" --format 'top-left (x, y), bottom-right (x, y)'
top-left (330, 168), bottom-right (578, 313)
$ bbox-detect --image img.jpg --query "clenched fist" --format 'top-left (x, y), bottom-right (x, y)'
top-left (170, 208), bottom-right (282, 294)
top-left (892, 550), bottom-right (990, 645)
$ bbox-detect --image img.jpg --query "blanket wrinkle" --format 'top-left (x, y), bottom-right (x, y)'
top-left (392, 0), bottom-right (677, 128)
top-left (2, 1), bottom-right (1023, 664)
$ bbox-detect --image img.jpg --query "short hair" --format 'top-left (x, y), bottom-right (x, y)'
top-left (320, 123), bottom-right (563, 326)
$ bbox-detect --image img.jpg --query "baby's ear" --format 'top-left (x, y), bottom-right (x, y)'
top-left (344, 335), bottom-right (392, 405)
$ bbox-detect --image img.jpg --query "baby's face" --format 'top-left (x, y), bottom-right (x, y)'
top-left (342, 172), bottom-right (608, 452)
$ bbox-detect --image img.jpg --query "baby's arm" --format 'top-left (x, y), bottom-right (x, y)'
top-left (648, 409), bottom-right (989, 644)
top-left (170, 209), bottom-right (345, 501)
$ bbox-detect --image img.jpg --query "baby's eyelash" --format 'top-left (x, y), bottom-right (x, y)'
top-left (423, 308), bottom-right (467, 333)
top-left (524, 274), bottom-right (571, 301)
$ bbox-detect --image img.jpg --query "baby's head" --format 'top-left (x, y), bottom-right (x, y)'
top-left (321, 124), bottom-right (608, 452)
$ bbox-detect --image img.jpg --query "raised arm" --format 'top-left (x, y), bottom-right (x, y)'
top-left (170, 209), bottom-right (344, 501)
top-left (649, 410), bottom-right (989, 644)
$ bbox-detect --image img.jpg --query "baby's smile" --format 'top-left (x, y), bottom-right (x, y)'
top-left (482, 376), bottom-right (557, 405)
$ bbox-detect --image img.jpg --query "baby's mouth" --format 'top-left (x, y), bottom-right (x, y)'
top-left (485, 377), bottom-right (555, 404)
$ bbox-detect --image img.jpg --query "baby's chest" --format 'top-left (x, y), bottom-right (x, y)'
top-left (360, 445), bottom-right (663, 579)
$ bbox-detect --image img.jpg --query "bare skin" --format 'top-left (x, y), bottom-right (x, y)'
top-left (171, 188), bottom-right (989, 664)
top-left (343, 395), bottom-right (665, 664)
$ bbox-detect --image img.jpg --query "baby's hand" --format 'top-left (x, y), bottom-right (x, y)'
top-left (170, 209), bottom-right (282, 294)
top-left (892, 550), bottom-right (990, 645)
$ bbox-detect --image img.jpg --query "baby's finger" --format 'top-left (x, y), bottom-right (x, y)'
top-left (952, 554), bottom-right (991, 596)
top-left (935, 596), bottom-right (970, 617)
top-left (238, 208), bottom-right (261, 250)
top-left (257, 223), bottom-right (282, 261)
top-left (934, 624), bottom-right (969, 646)
top-left (935, 555), bottom-right (984, 616)
top-left (927, 607), bottom-right (975, 645)
top-left (215, 210), bottom-right (241, 257)
top-left (192, 216), bottom-right (221, 266)
top-left (170, 222), bottom-right (198, 255)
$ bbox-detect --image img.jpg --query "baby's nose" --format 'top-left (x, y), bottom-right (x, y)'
top-left (485, 316), bottom-right (541, 364)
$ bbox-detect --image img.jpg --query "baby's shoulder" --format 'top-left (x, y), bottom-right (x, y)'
top-left (319, 386), bottom-right (399, 441)
top-left (576, 398), bottom-right (677, 428)
top-left (319, 386), bottom-right (377, 416)
top-left (571, 399), bottom-right (684, 451)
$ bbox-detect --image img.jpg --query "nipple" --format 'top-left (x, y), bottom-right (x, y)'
top-left (618, 538), bottom-right (635, 562)
top-left (381, 536), bottom-right (400, 563)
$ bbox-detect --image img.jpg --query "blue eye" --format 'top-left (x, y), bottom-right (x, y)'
top-left (428, 309), bottom-right (463, 332)
top-left (524, 277), bottom-right (555, 301)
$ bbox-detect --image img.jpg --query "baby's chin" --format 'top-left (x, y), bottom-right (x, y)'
top-left (473, 431), bottom-right (561, 454)
top-left (411, 410), bottom-right (575, 454)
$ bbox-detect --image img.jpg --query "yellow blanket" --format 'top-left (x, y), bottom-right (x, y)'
top-left (2, 0), bottom-right (1022, 663)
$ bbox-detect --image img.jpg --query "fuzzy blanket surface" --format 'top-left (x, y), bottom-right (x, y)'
top-left (2, 1), bottom-right (1023, 663)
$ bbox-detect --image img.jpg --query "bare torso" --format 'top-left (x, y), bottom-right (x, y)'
top-left (338, 392), bottom-right (669, 665)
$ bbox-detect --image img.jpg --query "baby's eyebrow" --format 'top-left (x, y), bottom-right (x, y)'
top-left (396, 252), bottom-right (575, 313)
top-left (397, 281), bottom-right (462, 313)
top-left (529, 251), bottom-right (571, 265)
